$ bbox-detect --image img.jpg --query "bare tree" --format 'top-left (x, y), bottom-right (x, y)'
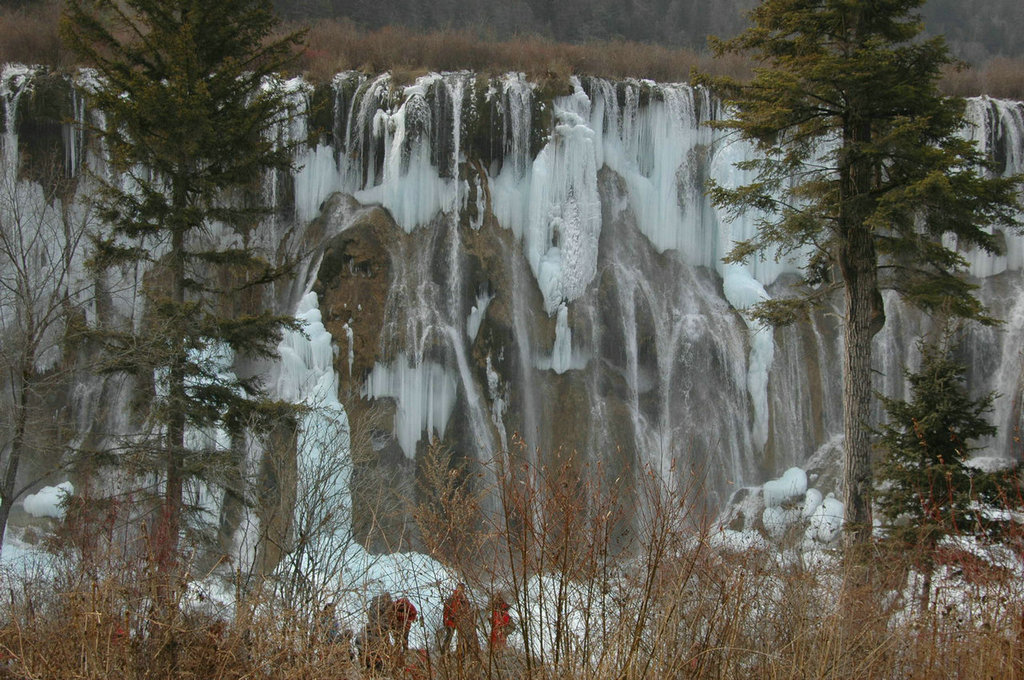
top-left (268, 402), bottom-right (354, 605)
top-left (0, 162), bottom-right (92, 554)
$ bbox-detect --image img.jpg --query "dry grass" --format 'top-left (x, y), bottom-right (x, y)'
top-left (2, 555), bottom-right (1020, 679)
top-left (408, 439), bottom-right (1024, 680)
top-left (1, 439), bottom-right (1022, 679)
top-left (0, 4), bottom-right (743, 85)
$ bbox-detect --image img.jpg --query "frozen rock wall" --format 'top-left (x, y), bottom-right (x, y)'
top-left (3, 66), bottom-right (1023, 549)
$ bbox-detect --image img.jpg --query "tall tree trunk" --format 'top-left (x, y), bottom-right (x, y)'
top-left (837, 224), bottom-right (885, 644)
top-left (149, 223), bottom-right (188, 673)
top-left (839, 109), bottom-right (884, 552)
top-left (839, 227), bottom-right (885, 550)
top-left (0, 362), bottom-right (33, 557)
top-left (0, 500), bottom-right (11, 559)
top-left (153, 223), bottom-right (187, 595)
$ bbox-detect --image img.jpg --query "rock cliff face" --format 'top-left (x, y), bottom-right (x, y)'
top-left (2, 66), bottom-right (1023, 552)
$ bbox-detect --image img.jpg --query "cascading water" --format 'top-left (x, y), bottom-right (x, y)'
top-left (2, 65), bottom-right (32, 170)
top-left (3, 66), bottom-right (1023, 548)
top-left (303, 73), bottom-right (1024, 515)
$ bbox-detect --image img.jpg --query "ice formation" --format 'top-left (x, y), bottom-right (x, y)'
top-left (2, 68), bottom-right (1023, 558)
top-left (288, 72), bottom-right (1021, 492)
top-left (466, 290), bottom-right (493, 341)
top-left (22, 482), bottom-right (74, 519)
top-left (537, 302), bottom-right (588, 374)
top-left (763, 467), bottom-right (808, 508)
top-left (806, 494), bottom-right (844, 544)
top-left (749, 466), bottom-right (843, 546)
top-left (365, 355), bottom-right (458, 459)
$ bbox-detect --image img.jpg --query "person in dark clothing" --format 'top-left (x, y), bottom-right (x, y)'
top-left (360, 592), bottom-right (394, 670)
top-left (319, 602), bottom-right (341, 643)
top-left (318, 602), bottom-right (355, 662)
top-left (360, 592), bottom-right (419, 670)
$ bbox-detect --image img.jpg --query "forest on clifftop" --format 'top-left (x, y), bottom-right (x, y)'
top-left (1, 0), bottom-right (1022, 63)
top-left (2, 0), bottom-right (1023, 97)
top-left (268, 0), bottom-right (1023, 62)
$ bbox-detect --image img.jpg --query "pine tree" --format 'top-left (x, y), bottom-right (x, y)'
top-left (60, 1), bottom-right (304, 578)
top-left (876, 341), bottom-right (1022, 606)
top-left (700, 0), bottom-right (1022, 549)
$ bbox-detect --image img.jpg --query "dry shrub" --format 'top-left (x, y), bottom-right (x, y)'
top-left (294, 20), bottom-right (1024, 98)
top-left (292, 19), bottom-right (750, 85)
top-left (410, 439), bottom-right (1024, 680)
top-left (0, 558), bottom-right (358, 679)
top-left (980, 57), bottom-right (1024, 100)
top-left (942, 57), bottom-right (1024, 99)
top-left (940, 62), bottom-right (985, 98)
top-left (282, 16), bottom-right (1024, 95)
top-left (0, 0), bottom-right (68, 67)
top-left (0, 447), bottom-right (1022, 679)
top-left (414, 439), bottom-right (487, 574)
top-left (4, 3), bottom-right (1021, 97)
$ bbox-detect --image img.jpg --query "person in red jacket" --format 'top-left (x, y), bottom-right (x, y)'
top-left (441, 582), bottom-right (479, 660)
top-left (488, 593), bottom-right (512, 652)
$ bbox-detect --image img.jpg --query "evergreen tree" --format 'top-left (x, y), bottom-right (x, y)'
top-left (876, 341), bottom-right (1022, 606)
top-left (700, 0), bottom-right (1022, 549)
top-left (60, 1), bottom-right (304, 576)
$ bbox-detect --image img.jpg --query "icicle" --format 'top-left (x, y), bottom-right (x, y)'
top-left (496, 77), bottom-right (601, 313)
top-left (365, 354), bottom-right (458, 459)
top-left (342, 321), bottom-right (354, 378)
top-left (351, 74), bottom-right (467, 232)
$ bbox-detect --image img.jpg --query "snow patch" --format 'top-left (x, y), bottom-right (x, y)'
top-left (762, 467), bottom-right (807, 508)
top-left (23, 482), bottom-right (74, 519)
